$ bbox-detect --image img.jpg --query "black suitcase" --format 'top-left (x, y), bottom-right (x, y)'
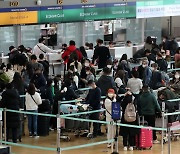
top-left (37, 112), bottom-right (50, 136)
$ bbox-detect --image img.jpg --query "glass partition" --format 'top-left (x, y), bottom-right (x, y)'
top-left (0, 27), bottom-right (16, 54)
top-left (85, 21), bottom-right (104, 46)
top-left (144, 17), bottom-right (162, 44)
top-left (21, 25), bottom-right (41, 48)
top-left (57, 22), bottom-right (83, 48)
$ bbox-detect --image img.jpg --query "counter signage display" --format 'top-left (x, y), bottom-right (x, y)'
top-left (0, 7), bottom-right (38, 26)
top-left (38, 6), bottom-right (64, 23)
top-left (136, 0), bottom-right (180, 18)
top-left (83, 4), bottom-right (106, 21)
top-left (105, 2), bottom-right (136, 19)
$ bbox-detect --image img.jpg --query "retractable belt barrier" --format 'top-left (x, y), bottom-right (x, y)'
top-left (0, 97), bottom-right (179, 153)
top-left (167, 68), bottom-right (180, 72)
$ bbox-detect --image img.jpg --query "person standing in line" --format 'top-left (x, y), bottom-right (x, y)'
top-left (139, 85), bottom-right (161, 144)
top-left (33, 38), bottom-right (57, 58)
top-left (93, 39), bottom-right (111, 69)
top-left (1, 83), bottom-right (20, 143)
top-left (85, 80), bottom-right (102, 138)
top-left (25, 83), bottom-right (42, 138)
top-left (104, 89), bottom-right (116, 148)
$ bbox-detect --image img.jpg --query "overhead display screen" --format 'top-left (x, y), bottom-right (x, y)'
top-left (105, 2), bottom-right (136, 19)
top-left (0, 7), bottom-right (38, 26)
top-left (136, 0), bottom-right (180, 18)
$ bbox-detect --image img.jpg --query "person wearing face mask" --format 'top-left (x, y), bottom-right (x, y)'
top-left (137, 59), bottom-right (152, 85)
top-left (81, 67), bottom-right (95, 87)
top-left (149, 63), bottom-right (165, 90)
top-left (33, 38), bottom-right (57, 58)
top-left (156, 52), bottom-right (168, 72)
top-left (85, 80), bottom-right (102, 138)
top-left (170, 72), bottom-right (180, 95)
top-left (104, 89), bottom-right (116, 148)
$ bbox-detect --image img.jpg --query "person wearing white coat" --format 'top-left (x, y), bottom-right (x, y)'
top-left (104, 88), bottom-right (116, 148)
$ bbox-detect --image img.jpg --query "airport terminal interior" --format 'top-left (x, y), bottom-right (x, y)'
top-left (0, 0), bottom-right (180, 154)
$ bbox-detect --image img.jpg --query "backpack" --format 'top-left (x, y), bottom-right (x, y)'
top-left (69, 49), bottom-right (78, 63)
top-left (124, 102), bottom-right (136, 122)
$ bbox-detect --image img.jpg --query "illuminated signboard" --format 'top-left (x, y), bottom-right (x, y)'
top-left (0, 7), bottom-right (38, 25)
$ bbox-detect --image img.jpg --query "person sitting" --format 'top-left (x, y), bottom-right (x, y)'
top-left (97, 67), bottom-right (117, 96)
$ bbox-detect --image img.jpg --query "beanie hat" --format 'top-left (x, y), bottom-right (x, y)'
top-left (108, 89), bottom-right (115, 94)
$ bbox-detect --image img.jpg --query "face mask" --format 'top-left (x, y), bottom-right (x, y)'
top-left (162, 56), bottom-right (166, 59)
top-left (175, 75), bottom-right (179, 79)
top-left (142, 64), bottom-right (146, 68)
top-left (107, 65), bottom-right (112, 69)
top-left (86, 71), bottom-right (90, 75)
top-left (108, 93), bottom-right (114, 98)
top-left (151, 67), bottom-right (155, 71)
top-left (89, 86), bottom-right (93, 89)
top-left (85, 63), bottom-right (89, 67)
top-left (52, 82), bottom-right (55, 86)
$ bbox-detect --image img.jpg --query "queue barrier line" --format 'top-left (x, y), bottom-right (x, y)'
top-left (60, 139), bottom-right (114, 151)
top-left (76, 87), bottom-right (90, 91)
top-left (1, 109), bottom-right (56, 118)
top-left (62, 116), bottom-right (167, 131)
top-left (167, 98), bottom-right (180, 102)
top-left (164, 111), bottom-right (180, 116)
top-left (0, 140), bottom-right (56, 152)
top-left (60, 109), bottom-right (105, 117)
top-left (167, 68), bottom-right (180, 72)
top-left (60, 96), bottom-right (106, 104)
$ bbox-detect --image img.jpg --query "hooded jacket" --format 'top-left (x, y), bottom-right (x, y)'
top-left (96, 75), bottom-right (116, 96)
top-left (139, 91), bottom-right (161, 115)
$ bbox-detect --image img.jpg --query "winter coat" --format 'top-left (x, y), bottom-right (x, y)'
top-left (1, 89), bottom-right (20, 128)
top-left (119, 95), bottom-right (139, 137)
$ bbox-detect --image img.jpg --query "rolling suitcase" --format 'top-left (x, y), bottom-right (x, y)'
top-left (136, 127), bottom-right (153, 150)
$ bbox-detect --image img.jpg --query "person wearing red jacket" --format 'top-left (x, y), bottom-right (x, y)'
top-left (62, 40), bottom-right (82, 64)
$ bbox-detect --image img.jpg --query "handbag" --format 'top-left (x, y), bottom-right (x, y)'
top-left (30, 95), bottom-right (39, 106)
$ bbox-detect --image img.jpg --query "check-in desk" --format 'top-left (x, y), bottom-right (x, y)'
top-left (46, 52), bottom-right (64, 76)
top-left (109, 47), bottom-right (133, 59)
top-left (0, 56), bottom-right (9, 65)
top-left (133, 44), bottom-right (144, 55)
top-left (86, 49), bottom-right (94, 59)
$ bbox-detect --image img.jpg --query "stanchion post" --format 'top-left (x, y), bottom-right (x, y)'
top-left (111, 121), bottom-right (119, 154)
top-left (167, 115), bottom-right (171, 154)
top-left (3, 108), bottom-right (7, 144)
top-left (0, 121), bottom-right (2, 145)
top-left (161, 101), bottom-right (165, 151)
top-left (56, 101), bottom-right (61, 154)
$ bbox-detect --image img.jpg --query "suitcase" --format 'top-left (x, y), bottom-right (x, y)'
top-left (136, 127), bottom-right (153, 150)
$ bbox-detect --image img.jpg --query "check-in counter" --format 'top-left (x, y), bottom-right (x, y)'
top-left (46, 52), bottom-right (64, 76)
top-left (86, 49), bottom-right (94, 59)
top-left (0, 56), bottom-right (9, 65)
top-left (133, 44), bottom-right (144, 55)
top-left (109, 46), bottom-right (133, 59)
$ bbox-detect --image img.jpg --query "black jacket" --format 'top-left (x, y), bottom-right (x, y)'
top-left (156, 59), bottom-right (168, 72)
top-left (119, 95), bottom-right (139, 137)
top-left (86, 87), bottom-right (101, 110)
top-left (1, 89), bottom-right (20, 128)
top-left (149, 71), bottom-right (163, 90)
top-left (97, 75), bottom-right (117, 96)
top-left (93, 46), bottom-right (111, 68)
top-left (31, 73), bottom-right (46, 89)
